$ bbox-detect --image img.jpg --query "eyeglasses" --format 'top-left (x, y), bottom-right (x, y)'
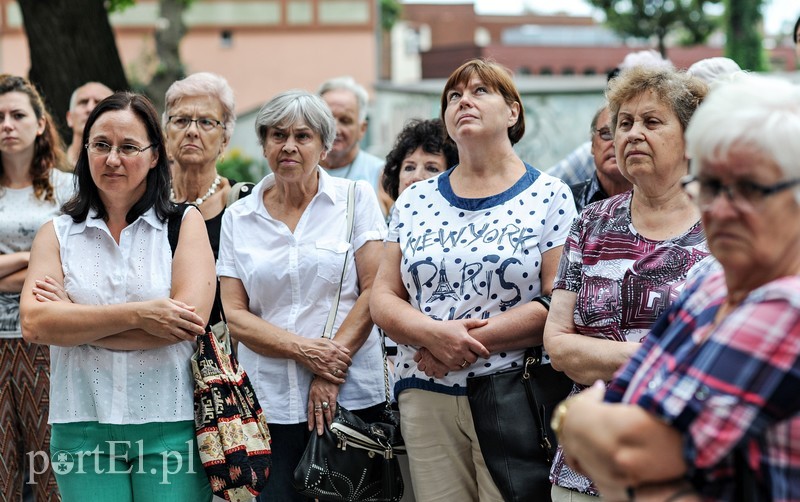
top-left (85, 141), bottom-right (156, 158)
top-left (167, 115), bottom-right (225, 132)
top-left (594, 128), bottom-right (613, 141)
top-left (681, 175), bottom-right (800, 211)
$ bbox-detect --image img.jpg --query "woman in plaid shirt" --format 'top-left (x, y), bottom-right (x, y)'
top-left (553, 74), bottom-right (800, 501)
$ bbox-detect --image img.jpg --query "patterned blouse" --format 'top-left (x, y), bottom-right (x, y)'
top-left (550, 191), bottom-right (710, 494)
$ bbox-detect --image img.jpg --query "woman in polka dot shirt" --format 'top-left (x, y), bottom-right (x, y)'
top-left (371, 59), bottom-right (577, 501)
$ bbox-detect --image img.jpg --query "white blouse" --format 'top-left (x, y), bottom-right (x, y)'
top-left (217, 168), bottom-right (388, 425)
top-left (49, 207), bottom-right (196, 425)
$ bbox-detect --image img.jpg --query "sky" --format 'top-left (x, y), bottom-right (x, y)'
top-left (403, 0), bottom-right (798, 36)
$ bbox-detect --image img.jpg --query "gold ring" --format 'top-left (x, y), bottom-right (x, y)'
top-left (460, 360), bottom-right (469, 368)
top-left (333, 368), bottom-right (340, 376)
top-left (322, 401), bottom-right (329, 410)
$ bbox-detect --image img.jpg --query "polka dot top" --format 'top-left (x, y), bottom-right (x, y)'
top-left (388, 164), bottom-right (577, 395)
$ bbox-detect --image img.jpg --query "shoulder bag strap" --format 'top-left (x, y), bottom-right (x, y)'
top-left (226, 181), bottom-right (255, 207)
top-left (322, 182), bottom-right (356, 339)
top-left (167, 204), bottom-right (190, 256)
top-left (523, 345), bottom-right (555, 462)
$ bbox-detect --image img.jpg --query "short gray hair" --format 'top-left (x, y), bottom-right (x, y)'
top-left (254, 90), bottom-right (335, 151)
top-left (686, 74), bottom-right (800, 181)
top-left (318, 76), bottom-right (369, 122)
top-left (686, 57), bottom-right (742, 85)
top-left (69, 81), bottom-right (113, 111)
top-left (163, 72), bottom-right (236, 142)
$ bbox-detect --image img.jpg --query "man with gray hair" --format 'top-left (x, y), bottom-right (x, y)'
top-left (318, 76), bottom-right (384, 192)
top-left (65, 81), bottom-right (113, 168)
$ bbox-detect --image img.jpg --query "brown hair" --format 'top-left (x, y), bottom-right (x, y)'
top-left (606, 66), bottom-right (708, 134)
top-left (440, 59), bottom-right (525, 145)
top-left (0, 74), bottom-right (67, 202)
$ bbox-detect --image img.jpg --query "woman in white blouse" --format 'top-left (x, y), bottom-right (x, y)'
top-left (20, 92), bottom-right (216, 501)
top-left (218, 90), bottom-right (387, 501)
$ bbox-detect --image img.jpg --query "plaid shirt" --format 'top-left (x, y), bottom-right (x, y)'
top-left (607, 270), bottom-right (800, 500)
top-left (547, 141), bottom-right (595, 186)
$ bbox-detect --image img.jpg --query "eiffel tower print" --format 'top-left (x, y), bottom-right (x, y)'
top-left (427, 259), bottom-right (460, 303)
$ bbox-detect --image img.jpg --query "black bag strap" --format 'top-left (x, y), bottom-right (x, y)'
top-left (167, 204), bottom-right (191, 256)
top-left (522, 346), bottom-right (554, 462)
top-left (213, 181), bottom-right (256, 326)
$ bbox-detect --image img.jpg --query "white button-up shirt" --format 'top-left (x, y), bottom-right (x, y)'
top-left (49, 207), bottom-right (195, 424)
top-left (217, 168), bottom-right (387, 424)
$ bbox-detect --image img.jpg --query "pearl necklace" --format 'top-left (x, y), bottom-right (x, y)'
top-left (171, 174), bottom-right (221, 206)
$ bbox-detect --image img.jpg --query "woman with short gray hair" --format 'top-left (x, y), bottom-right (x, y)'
top-left (218, 90), bottom-right (388, 501)
top-left (164, 72), bottom-right (238, 328)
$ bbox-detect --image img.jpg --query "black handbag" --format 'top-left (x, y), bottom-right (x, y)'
top-left (292, 183), bottom-right (405, 501)
top-left (467, 345), bottom-right (573, 502)
top-left (292, 404), bottom-right (404, 502)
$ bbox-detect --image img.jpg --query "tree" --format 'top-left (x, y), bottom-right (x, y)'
top-left (17, 0), bottom-right (129, 143)
top-left (588, 0), bottom-right (721, 57)
top-left (144, 0), bottom-right (191, 113)
top-left (380, 0), bottom-right (402, 32)
top-left (724, 0), bottom-right (766, 71)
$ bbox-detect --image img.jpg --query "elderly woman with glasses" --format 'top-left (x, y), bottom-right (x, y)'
top-left (164, 72), bottom-right (237, 328)
top-left (218, 90), bottom-right (387, 501)
top-left (543, 66), bottom-right (712, 500)
top-left (553, 74), bottom-right (800, 502)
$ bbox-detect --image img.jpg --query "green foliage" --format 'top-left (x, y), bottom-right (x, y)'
top-left (724, 0), bottom-right (767, 71)
top-left (380, 0), bottom-right (402, 32)
top-left (588, 0), bottom-right (722, 55)
top-left (106, 0), bottom-right (136, 12)
top-left (217, 148), bottom-right (263, 183)
top-left (106, 0), bottom-right (195, 13)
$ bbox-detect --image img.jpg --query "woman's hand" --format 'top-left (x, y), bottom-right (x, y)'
top-left (424, 318), bottom-right (490, 370)
top-left (32, 276), bottom-right (71, 302)
top-left (307, 376), bottom-right (341, 435)
top-left (414, 347), bottom-right (450, 378)
top-left (137, 298), bottom-right (206, 341)
top-left (297, 338), bottom-right (352, 384)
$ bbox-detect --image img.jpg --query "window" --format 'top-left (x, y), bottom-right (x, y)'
top-left (220, 30), bottom-right (233, 48)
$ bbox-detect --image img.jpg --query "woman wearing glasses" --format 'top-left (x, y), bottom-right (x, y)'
top-left (0, 74), bottom-right (71, 501)
top-left (543, 66), bottom-right (711, 500)
top-left (554, 74), bottom-right (800, 501)
top-left (20, 92), bottom-right (215, 500)
top-left (164, 72), bottom-right (237, 328)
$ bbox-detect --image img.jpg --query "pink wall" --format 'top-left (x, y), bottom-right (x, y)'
top-left (2, 28), bottom-right (377, 116)
top-left (115, 30), bottom-right (378, 113)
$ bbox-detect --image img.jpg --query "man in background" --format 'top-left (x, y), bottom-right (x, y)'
top-left (318, 76), bottom-right (384, 192)
top-left (65, 81), bottom-right (113, 168)
top-left (569, 104), bottom-right (631, 213)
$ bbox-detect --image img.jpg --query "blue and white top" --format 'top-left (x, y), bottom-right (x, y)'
top-left (388, 164), bottom-right (576, 397)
